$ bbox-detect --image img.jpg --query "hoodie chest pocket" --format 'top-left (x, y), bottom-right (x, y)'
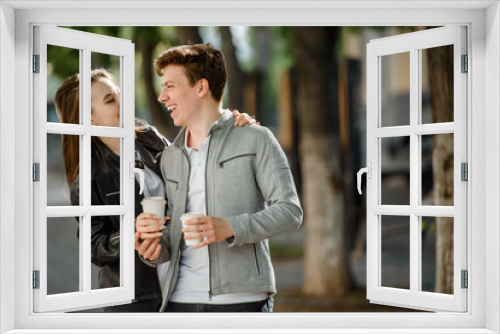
top-left (218, 153), bottom-right (257, 171)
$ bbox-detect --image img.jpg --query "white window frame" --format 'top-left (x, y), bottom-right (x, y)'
top-left (1, 1), bottom-right (498, 333)
top-left (33, 25), bottom-right (136, 312)
top-left (366, 26), bottom-right (468, 312)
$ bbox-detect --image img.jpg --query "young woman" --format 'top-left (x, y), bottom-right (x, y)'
top-left (54, 68), bottom-right (255, 312)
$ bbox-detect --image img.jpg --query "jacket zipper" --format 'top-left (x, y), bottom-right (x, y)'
top-left (167, 247), bottom-right (182, 303)
top-left (205, 136), bottom-right (214, 301)
top-left (105, 190), bottom-right (120, 197)
top-left (219, 153), bottom-right (256, 168)
top-left (166, 147), bottom-right (192, 303)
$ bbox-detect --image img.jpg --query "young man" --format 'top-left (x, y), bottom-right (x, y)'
top-left (136, 43), bottom-right (303, 312)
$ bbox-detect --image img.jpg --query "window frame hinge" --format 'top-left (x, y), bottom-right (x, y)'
top-left (33, 54), bottom-right (40, 73)
top-left (33, 163), bottom-right (40, 182)
top-left (461, 54), bottom-right (468, 73)
top-left (33, 270), bottom-right (40, 289)
top-left (461, 270), bottom-right (468, 289)
top-left (461, 162), bottom-right (468, 181)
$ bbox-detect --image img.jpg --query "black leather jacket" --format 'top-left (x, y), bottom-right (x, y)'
top-left (70, 126), bottom-right (169, 303)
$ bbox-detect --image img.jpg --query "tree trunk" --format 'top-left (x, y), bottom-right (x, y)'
top-left (294, 27), bottom-right (353, 297)
top-left (177, 26), bottom-right (202, 44)
top-left (220, 26), bottom-right (245, 111)
top-left (427, 43), bottom-right (454, 294)
top-left (135, 32), bottom-right (178, 139)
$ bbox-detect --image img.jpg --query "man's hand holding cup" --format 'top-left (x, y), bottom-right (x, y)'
top-left (181, 213), bottom-right (235, 249)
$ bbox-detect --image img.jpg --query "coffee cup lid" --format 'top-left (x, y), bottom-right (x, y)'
top-left (180, 212), bottom-right (204, 219)
top-left (141, 196), bottom-right (166, 204)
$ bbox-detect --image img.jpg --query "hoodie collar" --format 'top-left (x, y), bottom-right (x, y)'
top-left (173, 109), bottom-right (233, 149)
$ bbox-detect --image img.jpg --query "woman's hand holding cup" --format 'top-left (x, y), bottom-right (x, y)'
top-left (137, 196), bottom-right (168, 239)
top-left (135, 212), bottom-right (167, 240)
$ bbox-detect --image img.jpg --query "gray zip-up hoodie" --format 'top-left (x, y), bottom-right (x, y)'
top-left (152, 110), bottom-right (302, 312)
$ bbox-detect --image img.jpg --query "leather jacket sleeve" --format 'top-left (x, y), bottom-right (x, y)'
top-left (70, 175), bottom-right (121, 267)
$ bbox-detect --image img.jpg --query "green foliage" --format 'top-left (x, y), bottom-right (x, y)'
top-left (47, 45), bottom-right (80, 80)
top-left (344, 26), bottom-right (388, 34)
top-left (264, 27), bottom-right (294, 109)
top-left (421, 220), bottom-right (436, 233)
top-left (134, 26), bottom-right (162, 44)
top-left (269, 243), bottom-right (304, 258)
top-left (271, 26), bottom-right (294, 55)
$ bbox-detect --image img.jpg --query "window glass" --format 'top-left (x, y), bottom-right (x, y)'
top-left (47, 45), bottom-right (80, 124)
top-left (381, 215), bottom-right (410, 289)
top-left (381, 52), bottom-right (410, 127)
top-left (90, 52), bottom-right (121, 128)
top-left (90, 136), bottom-right (122, 205)
top-left (421, 45), bottom-right (454, 124)
top-left (47, 217), bottom-right (81, 295)
top-left (381, 137), bottom-right (410, 205)
top-left (47, 133), bottom-right (80, 206)
top-left (91, 215), bottom-right (121, 290)
top-left (421, 134), bottom-right (454, 206)
top-left (421, 216), bottom-right (454, 295)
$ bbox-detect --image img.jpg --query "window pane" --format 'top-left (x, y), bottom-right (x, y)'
top-left (47, 133), bottom-right (80, 206)
top-left (381, 215), bottom-right (410, 289)
top-left (421, 45), bottom-right (454, 124)
top-left (91, 136), bottom-right (121, 205)
top-left (421, 134), bottom-right (454, 206)
top-left (381, 52), bottom-right (410, 127)
top-left (421, 216), bottom-right (454, 295)
top-left (47, 217), bottom-right (81, 295)
top-left (91, 215), bottom-right (121, 290)
top-left (90, 53), bottom-right (121, 128)
top-left (47, 45), bottom-right (80, 124)
top-left (91, 262), bottom-right (100, 291)
top-left (381, 137), bottom-right (410, 205)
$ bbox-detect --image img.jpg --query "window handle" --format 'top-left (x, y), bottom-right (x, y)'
top-left (357, 162), bottom-right (371, 195)
top-left (130, 162), bottom-right (145, 195)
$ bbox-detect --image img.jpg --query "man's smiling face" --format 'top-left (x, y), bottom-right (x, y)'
top-left (157, 64), bottom-right (201, 127)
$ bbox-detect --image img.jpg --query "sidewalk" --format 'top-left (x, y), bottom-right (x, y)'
top-left (270, 223), bottom-right (434, 312)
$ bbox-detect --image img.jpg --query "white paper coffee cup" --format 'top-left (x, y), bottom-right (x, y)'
top-left (141, 196), bottom-right (166, 220)
top-left (180, 212), bottom-right (204, 246)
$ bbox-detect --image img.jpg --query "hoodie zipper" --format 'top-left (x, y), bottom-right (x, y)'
top-left (205, 136), bottom-right (214, 301)
top-left (179, 122), bottom-right (222, 302)
top-left (166, 147), bottom-right (193, 303)
top-left (182, 130), bottom-right (215, 301)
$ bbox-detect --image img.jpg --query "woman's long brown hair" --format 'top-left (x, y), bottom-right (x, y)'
top-left (54, 69), bottom-right (148, 187)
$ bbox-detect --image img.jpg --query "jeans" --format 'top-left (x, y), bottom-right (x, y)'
top-left (104, 298), bottom-right (162, 312)
top-left (165, 298), bottom-right (273, 312)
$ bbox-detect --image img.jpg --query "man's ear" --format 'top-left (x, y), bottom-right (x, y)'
top-left (197, 78), bottom-right (210, 98)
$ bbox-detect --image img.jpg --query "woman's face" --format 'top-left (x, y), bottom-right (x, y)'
top-left (90, 78), bottom-right (120, 128)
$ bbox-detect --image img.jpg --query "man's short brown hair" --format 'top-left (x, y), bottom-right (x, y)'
top-left (155, 43), bottom-right (227, 102)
